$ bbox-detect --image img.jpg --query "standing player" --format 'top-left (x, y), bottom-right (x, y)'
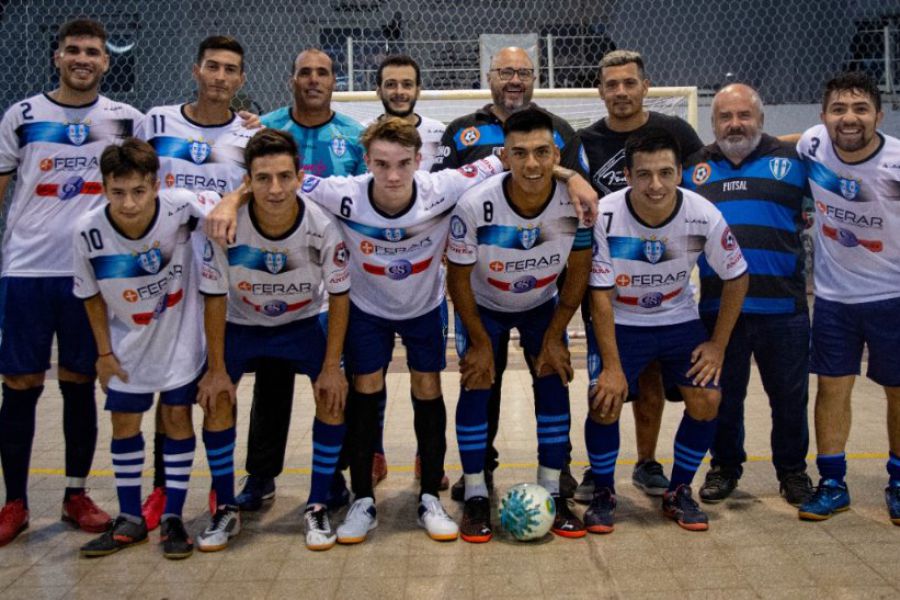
top-left (447, 108), bottom-right (593, 542)
top-left (198, 128), bottom-right (350, 551)
top-left (138, 35), bottom-right (254, 530)
top-left (586, 128), bottom-right (748, 533)
top-left (0, 19), bottom-right (143, 546)
top-left (796, 72), bottom-right (900, 525)
top-left (75, 139), bottom-right (219, 559)
top-left (683, 84), bottom-right (814, 506)
top-left (575, 49), bottom-right (704, 502)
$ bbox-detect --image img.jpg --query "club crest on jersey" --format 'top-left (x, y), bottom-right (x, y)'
top-left (203, 240), bottom-right (214, 262)
top-left (642, 236), bottom-right (665, 264)
top-left (383, 227), bottom-right (404, 242)
top-left (691, 162), bottom-right (711, 185)
top-left (460, 127), bottom-right (480, 147)
top-left (769, 157), bottom-right (791, 180)
top-left (264, 251), bottom-right (287, 274)
top-left (66, 122), bottom-right (89, 146)
top-left (190, 139), bottom-right (211, 165)
top-left (450, 216), bottom-right (467, 239)
top-left (518, 225), bottom-right (540, 250)
top-left (721, 227), bottom-right (737, 251)
top-left (839, 177), bottom-right (859, 200)
top-left (331, 136), bottom-right (347, 157)
top-left (136, 245), bottom-right (162, 275)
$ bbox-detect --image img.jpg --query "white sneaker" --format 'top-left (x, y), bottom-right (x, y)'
top-left (336, 497), bottom-right (377, 544)
top-left (197, 505), bottom-right (241, 552)
top-left (303, 504), bottom-right (336, 551)
top-left (417, 494), bottom-right (459, 541)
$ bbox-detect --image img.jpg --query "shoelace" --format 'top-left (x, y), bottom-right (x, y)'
top-left (422, 498), bottom-right (447, 518)
top-left (306, 509), bottom-right (328, 532)
top-left (210, 510), bottom-right (231, 531)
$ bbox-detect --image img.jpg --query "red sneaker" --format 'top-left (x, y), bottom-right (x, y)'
top-left (141, 487), bottom-right (166, 531)
top-left (372, 452), bottom-right (388, 488)
top-left (414, 455), bottom-right (450, 491)
top-left (208, 489), bottom-right (217, 516)
top-left (62, 492), bottom-right (112, 533)
top-left (0, 500), bottom-right (29, 547)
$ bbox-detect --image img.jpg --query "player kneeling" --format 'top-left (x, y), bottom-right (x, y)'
top-left (76, 139), bottom-right (222, 559)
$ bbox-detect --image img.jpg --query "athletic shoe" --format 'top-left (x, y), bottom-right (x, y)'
top-left (336, 497), bottom-right (377, 544)
top-left (372, 452), bottom-right (388, 488)
top-left (62, 491), bottom-right (112, 533)
top-left (141, 487), bottom-right (166, 531)
top-left (662, 485), bottom-right (709, 531)
top-left (551, 495), bottom-right (586, 538)
top-left (779, 471), bottom-right (814, 507)
top-left (573, 467), bottom-right (595, 504)
top-left (886, 481), bottom-right (900, 526)
top-left (459, 496), bottom-right (492, 543)
top-left (414, 455), bottom-right (450, 491)
top-left (799, 479), bottom-right (850, 521)
top-left (559, 465), bottom-right (578, 499)
top-left (304, 504), bottom-right (336, 550)
top-left (80, 515), bottom-right (148, 557)
top-left (699, 467), bottom-right (739, 504)
top-left (235, 476), bottom-right (276, 511)
top-left (417, 493), bottom-right (459, 541)
top-left (160, 516), bottom-right (193, 560)
top-left (326, 471), bottom-right (351, 511)
top-left (584, 487), bottom-right (616, 534)
top-left (0, 500), bottom-right (29, 547)
top-left (198, 505), bottom-right (241, 552)
top-left (632, 460), bottom-right (669, 496)
top-left (451, 469), bottom-right (494, 502)
top-left (208, 489), bottom-right (217, 516)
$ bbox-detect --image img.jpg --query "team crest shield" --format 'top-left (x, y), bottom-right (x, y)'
top-left (331, 137), bottom-right (347, 157)
top-left (643, 238), bottom-right (665, 264)
top-left (519, 225), bottom-right (540, 250)
top-left (67, 123), bottom-right (89, 146)
top-left (769, 158), bottom-right (791, 180)
top-left (264, 251), bottom-right (287, 274)
top-left (190, 140), bottom-right (211, 164)
top-left (839, 178), bottom-right (859, 200)
top-left (138, 247), bottom-right (162, 274)
top-left (383, 228), bottom-right (404, 242)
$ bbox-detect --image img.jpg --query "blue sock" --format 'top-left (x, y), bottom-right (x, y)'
top-left (0, 384), bottom-right (41, 506)
top-left (203, 427), bottom-right (236, 507)
top-left (111, 434), bottom-right (144, 519)
top-left (534, 375), bottom-right (570, 471)
top-left (60, 381), bottom-right (97, 498)
top-left (670, 413), bottom-right (717, 490)
top-left (373, 393), bottom-right (386, 455)
top-left (889, 452), bottom-right (900, 485)
top-left (309, 419), bottom-right (346, 506)
top-left (585, 417), bottom-right (619, 492)
top-left (456, 388), bottom-right (490, 474)
top-left (816, 452), bottom-right (847, 484)
top-left (163, 436), bottom-right (195, 518)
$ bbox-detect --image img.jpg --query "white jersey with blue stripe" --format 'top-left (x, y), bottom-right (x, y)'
top-left (447, 174), bottom-right (592, 313)
top-left (797, 124), bottom-right (900, 303)
top-left (0, 93), bottom-right (143, 277)
top-left (590, 187), bottom-right (748, 326)
top-left (72, 189), bottom-right (216, 394)
top-left (198, 198), bottom-right (350, 326)
top-left (300, 155), bottom-right (502, 319)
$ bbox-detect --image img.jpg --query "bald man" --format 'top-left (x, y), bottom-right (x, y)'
top-left (682, 84), bottom-right (813, 506)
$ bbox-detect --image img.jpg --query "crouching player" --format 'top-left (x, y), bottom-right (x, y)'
top-left (75, 139), bottom-right (221, 559)
top-left (586, 128), bottom-right (748, 532)
top-left (197, 128), bottom-right (350, 551)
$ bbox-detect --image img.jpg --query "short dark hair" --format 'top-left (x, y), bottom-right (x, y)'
top-left (100, 138), bottom-right (159, 182)
top-left (624, 127), bottom-right (681, 170)
top-left (244, 128), bottom-right (300, 172)
top-left (503, 107), bottom-right (554, 138)
top-left (599, 49), bottom-right (645, 82)
top-left (823, 71), bottom-right (881, 113)
top-left (58, 18), bottom-right (107, 46)
top-left (376, 55), bottom-right (421, 87)
top-left (360, 116), bottom-right (422, 152)
top-left (197, 35), bottom-right (245, 72)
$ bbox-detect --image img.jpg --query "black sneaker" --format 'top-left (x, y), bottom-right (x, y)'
top-left (573, 467), bottom-right (595, 504)
top-left (451, 470), bottom-right (494, 502)
top-left (460, 496), bottom-right (492, 543)
top-left (663, 485), bottom-right (709, 531)
top-left (559, 465), bottom-right (578, 499)
top-left (779, 471), bottom-right (814, 507)
top-left (551, 495), bottom-right (586, 538)
top-left (632, 460), bottom-right (669, 496)
top-left (80, 515), bottom-right (148, 557)
top-left (584, 487), bottom-right (616, 534)
top-left (699, 467), bottom-right (739, 504)
top-left (235, 476), bottom-right (276, 512)
top-left (160, 517), bottom-right (193, 559)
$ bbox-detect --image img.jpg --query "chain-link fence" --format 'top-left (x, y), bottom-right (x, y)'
top-left (0, 0), bottom-right (897, 114)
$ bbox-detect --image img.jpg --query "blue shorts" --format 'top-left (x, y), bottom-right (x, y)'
top-left (0, 276), bottom-right (97, 376)
top-left (225, 316), bottom-right (326, 383)
top-left (346, 299), bottom-right (448, 375)
top-left (455, 298), bottom-right (562, 360)
top-left (615, 320), bottom-right (715, 392)
top-left (810, 296), bottom-right (900, 386)
top-left (105, 377), bottom-right (199, 413)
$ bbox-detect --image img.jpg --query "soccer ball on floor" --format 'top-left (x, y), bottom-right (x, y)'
top-left (499, 483), bottom-right (555, 541)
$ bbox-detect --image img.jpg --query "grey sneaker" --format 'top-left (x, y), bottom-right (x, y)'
top-left (632, 460), bottom-right (669, 496)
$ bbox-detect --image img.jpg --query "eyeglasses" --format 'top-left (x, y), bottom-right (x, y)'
top-left (491, 68), bottom-right (535, 82)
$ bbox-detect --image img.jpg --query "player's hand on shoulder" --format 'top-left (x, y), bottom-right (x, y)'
top-left (460, 342), bottom-right (494, 391)
top-left (560, 170), bottom-right (598, 227)
top-left (687, 341), bottom-right (725, 387)
top-left (206, 182), bottom-right (248, 245)
top-left (534, 337), bottom-right (573, 385)
top-left (314, 364), bottom-right (348, 419)
top-left (197, 368), bottom-right (236, 419)
top-left (96, 354), bottom-right (128, 393)
top-left (590, 367), bottom-right (628, 417)
top-left (237, 110), bottom-right (262, 130)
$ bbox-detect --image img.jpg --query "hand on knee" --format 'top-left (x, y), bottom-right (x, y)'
top-left (315, 398), bottom-right (344, 425)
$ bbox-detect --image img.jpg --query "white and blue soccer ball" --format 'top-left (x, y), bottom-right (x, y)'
top-left (499, 483), bottom-right (556, 541)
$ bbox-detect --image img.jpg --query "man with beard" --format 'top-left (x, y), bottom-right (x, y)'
top-left (795, 72), bottom-right (900, 525)
top-left (682, 84), bottom-right (814, 506)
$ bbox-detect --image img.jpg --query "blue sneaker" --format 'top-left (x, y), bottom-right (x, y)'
top-left (798, 479), bottom-right (850, 521)
top-left (235, 476), bottom-right (276, 512)
top-left (886, 481), bottom-right (900, 526)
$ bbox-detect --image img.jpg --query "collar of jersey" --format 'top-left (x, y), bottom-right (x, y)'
top-left (624, 188), bottom-right (683, 229)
